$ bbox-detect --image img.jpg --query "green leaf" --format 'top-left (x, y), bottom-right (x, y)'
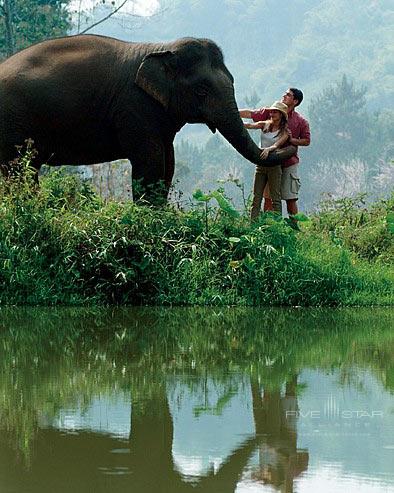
top-left (228, 237), bottom-right (241, 243)
top-left (210, 191), bottom-right (240, 218)
top-left (387, 212), bottom-right (394, 234)
top-left (293, 213), bottom-right (310, 222)
top-left (192, 189), bottom-right (211, 202)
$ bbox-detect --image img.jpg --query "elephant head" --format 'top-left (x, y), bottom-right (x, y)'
top-left (135, 38), bottom-right (262, 164)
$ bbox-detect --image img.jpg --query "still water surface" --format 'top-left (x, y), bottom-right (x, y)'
top-left (0, 307), bottom-right (393, 492)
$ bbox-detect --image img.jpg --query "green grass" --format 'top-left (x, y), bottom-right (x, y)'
top-left (0, 164), bottom-right (392, 306)
top-left (310, 194), bottom-right (394, 262)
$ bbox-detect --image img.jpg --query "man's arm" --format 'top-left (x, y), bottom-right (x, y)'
top-left (289, 119), bottom-right (311, 146)
top-left (289, 136), bottom-right (310, 146)
top-left (240, 107), bottom-right (270, 121)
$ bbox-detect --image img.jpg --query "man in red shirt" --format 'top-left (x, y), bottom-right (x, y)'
top-left (240, 88), bottom-right (311, 218)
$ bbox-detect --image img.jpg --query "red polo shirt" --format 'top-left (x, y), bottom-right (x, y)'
top-left (251, 108), bottom-right (311, 167)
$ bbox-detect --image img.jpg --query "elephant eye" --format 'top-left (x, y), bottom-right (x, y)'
top-left (196, 84), bottom-right (209, 97)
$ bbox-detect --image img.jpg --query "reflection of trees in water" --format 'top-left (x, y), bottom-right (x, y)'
top-left (0, 306), bottom-right (392, 488)
top-left (0, 371), bottom-right (306, 492)
top-left (347, 342), bottom-right (394, 393)
top-left (0, 374), bottom-right (257, 491)
top-left (127, 384), bottom-right (259, 492)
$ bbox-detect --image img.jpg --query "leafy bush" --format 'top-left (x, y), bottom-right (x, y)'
top-left (310, 193), bottom-right (394, 262)
top-left (0, 164), bottom-right (392, 306)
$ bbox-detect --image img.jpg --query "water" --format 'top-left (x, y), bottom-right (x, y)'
top-left (0, 307), bottom-right (393, 492)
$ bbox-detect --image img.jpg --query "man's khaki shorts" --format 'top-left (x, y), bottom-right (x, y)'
top-left (263, 164), bottom-right (301, 200)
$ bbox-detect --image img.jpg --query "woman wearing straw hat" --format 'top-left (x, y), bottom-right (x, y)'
top-left (244, 101), bottom-right (289, 219)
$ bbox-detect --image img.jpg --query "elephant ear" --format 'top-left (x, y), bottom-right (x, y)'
top-left (135, 51), bottom-right (177, 109)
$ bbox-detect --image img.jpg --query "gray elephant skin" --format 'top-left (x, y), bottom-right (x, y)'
top-left (0, 34), bottom-right (274, 202)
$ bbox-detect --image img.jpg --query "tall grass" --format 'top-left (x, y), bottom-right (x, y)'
top-left (0, 158), bottom-right (392, 306)
top-left (310, 193), bottom-right (394, 262)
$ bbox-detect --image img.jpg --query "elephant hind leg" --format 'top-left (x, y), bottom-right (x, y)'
top-left (0, 145), bottom-right (12, 179)
top-left (0, 144), bottom-right (41, 190)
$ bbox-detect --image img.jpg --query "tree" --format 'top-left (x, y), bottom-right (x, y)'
top-left (243, 90), bottom-right (261, 109)
top-left (1, 0), bottom-right (15, 56)
top-left (0, 0), bottom-right (164, 59)
top-left (301, 75), bottom-right (394, 208)
top-left (71, 0), bottom-right (166, 36)
top-left (0, 0), bottom-right (72, 58)
top-left (307, 74), bottom-right (394, 169)
top-left (308, 75), bottom-right (371, 163)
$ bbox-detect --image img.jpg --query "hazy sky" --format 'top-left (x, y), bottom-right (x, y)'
top-left (116, 0), bottom-right (159, 16)
top-left (68, 0), bottom-right (159, 16)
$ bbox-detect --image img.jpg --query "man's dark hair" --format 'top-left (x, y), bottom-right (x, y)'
top-left (290, 88), bottom-right (303, 106)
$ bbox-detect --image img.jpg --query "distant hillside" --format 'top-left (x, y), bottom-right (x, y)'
top-left (87, 0), bottom-right (393, 109)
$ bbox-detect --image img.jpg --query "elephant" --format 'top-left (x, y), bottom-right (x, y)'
top-left (0, 34), bottom-right (295, 202)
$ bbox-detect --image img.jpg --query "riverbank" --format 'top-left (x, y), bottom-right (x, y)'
top-left (0, 170), bottom-right (392, 306)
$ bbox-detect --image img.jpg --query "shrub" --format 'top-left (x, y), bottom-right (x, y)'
top-left (310, 193), bottom-right (394, 262)
top-left (0, 164), bottom-right (392, 306)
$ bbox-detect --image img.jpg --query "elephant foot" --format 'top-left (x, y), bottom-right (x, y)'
top-left (132, 178), bottom-right (169, 206)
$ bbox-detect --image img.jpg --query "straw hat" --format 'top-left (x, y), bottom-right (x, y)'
top-left (267, 101), bottom-right (288, 120)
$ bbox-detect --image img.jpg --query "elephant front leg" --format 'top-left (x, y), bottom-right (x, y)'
top-left (130, 139), bottom-right (168, 204)
top-left (164, 143), bottom-right (175, 193)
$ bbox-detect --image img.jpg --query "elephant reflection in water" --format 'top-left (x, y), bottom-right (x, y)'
top-left (0, 386), bottom-right (258, 492)
top-left (0, 376), bottom-right (308, 492)
top-left (250, 374), bottom-right (309, 493)
top-left (125, 374), bottom-right (308, 492)
top-left (128, 386), bottom-right (259, 492)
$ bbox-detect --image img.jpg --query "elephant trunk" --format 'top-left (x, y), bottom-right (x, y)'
top-left (215, 104), bottom-right (262, 165)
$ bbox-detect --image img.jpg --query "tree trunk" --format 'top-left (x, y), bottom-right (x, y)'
top-left (3, 0), bottom-right (16, 56)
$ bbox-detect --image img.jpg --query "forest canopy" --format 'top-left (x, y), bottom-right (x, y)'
top-left (130, 0), bottom-right (394, 108)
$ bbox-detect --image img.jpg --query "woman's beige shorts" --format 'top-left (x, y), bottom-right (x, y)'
top-left (263, 164), bottom-right (301, 200)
